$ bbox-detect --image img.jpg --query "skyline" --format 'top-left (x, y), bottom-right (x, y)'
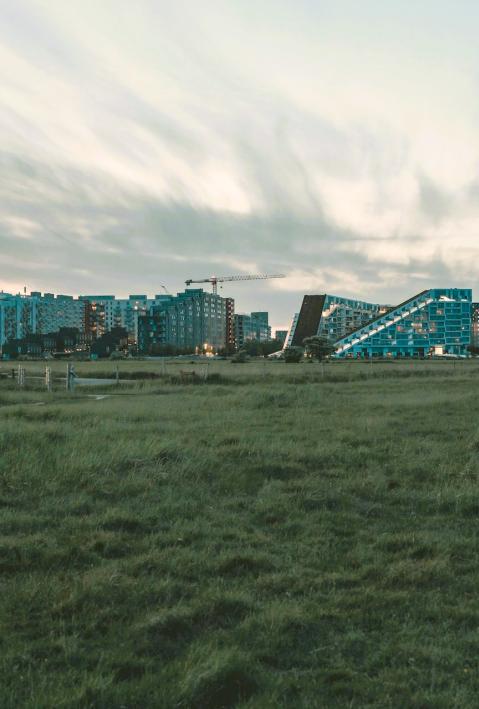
top-left (2, 0), bottom-right (479, 329)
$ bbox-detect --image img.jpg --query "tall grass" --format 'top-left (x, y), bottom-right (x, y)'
top-left (1, 365), bottom-right (479, 706)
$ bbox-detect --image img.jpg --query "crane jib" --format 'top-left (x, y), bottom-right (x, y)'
top-left (184, 274), bottom-right (285, 292)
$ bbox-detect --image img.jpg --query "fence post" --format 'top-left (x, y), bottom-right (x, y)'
top-left (45, 366), bottom-right (52, 392)
top-left (66, 363), bottom-right (76, 391)
top-left (17, 365), bottom-right (25, 388)
top-left (116, 364), bottom-right (120, 385)
top-left (204, 362), bottom-right (209, 382)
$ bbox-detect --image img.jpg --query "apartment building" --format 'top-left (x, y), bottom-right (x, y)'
top-left (234, 311), bottom-right (271, 349)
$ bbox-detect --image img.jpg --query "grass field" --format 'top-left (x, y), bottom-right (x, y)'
top-left (1, 360), bottom-right (479, 707)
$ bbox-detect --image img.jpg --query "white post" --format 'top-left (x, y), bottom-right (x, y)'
top-left (66, 363), bottom-right (75, 391)
top-left (45, 366), bottom-right (52, 392)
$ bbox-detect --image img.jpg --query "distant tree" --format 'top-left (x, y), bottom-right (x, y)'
top-left (217, 342), bottom-right (236, 357)
top-left (109, 350), bottom-right (125, 360)
top-left (242, 340), bottom-right (262, 357)
top-left (283, 346), bottom-right (304, 363)
top-left (231, 349), bottom-right (248, 363)
top-left (303, 336), bottom-right (335, 361)
top-left (242, 339), bottom-right (284, 357)
top-left (260, 339), bottom-right (284, 357)
top-left (150, 344), bottom-right (195, 356)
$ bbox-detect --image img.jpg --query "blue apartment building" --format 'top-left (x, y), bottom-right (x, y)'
top-left (334, 288), bottom-right (472, 358)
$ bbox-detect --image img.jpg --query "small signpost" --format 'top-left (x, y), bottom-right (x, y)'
top-left (17, 365), bottom-right (25, 388)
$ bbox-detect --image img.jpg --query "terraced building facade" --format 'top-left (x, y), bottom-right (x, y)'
top-left (334, 288), bottom-right (472, 358)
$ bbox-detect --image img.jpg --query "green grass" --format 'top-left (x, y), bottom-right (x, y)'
top-left (1, 361), bottom-right (479, 707)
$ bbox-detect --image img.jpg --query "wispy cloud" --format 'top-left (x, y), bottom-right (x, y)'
top-left (1, 0), bottom-right (479, 327)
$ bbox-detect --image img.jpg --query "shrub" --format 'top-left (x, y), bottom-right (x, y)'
top-left (283, 347), bottom-right (303, 363)
top-left (231, 350), bottom-right (248, 364)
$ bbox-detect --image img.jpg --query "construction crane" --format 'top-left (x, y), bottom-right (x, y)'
top-left (185, 274), bottom-right (285, 295)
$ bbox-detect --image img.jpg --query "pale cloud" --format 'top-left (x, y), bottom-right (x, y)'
top-left (1, 0), bottom-right (479, 327)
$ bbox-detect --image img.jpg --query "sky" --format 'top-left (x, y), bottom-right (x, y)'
top-left (1, 0), bottom-right (479, 329)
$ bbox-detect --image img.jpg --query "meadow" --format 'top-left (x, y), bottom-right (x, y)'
top-left (1, 359), bottom-right (479, 707)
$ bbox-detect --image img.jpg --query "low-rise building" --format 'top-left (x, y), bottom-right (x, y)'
top-left (2, 327), bottom-right (88, 358)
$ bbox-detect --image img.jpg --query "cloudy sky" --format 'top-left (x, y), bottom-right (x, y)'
top-left (1, 0), bottom-right (479, 328)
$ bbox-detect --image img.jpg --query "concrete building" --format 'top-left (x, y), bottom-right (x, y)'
top-left (234, 311), bottom-right (271, 349)
top-left (234, 314), bottom-right (253, 350)
top-left (163, 289), bottom-right (230, 352)
top-left (471, 303), bottom-right (479, 348)
top-left (0, 291), bottom-right (86, 348)
top-left (274, 330), bottom-right (288, 346)
top-left (0, 292), bottom-right (34, 346)
top-left (251, 312), bottom-right (270, 340)
top-left (137, 312), bottom-right (166, 354)
top-left (79, 294), bottom-right (154, 343)
top-left (138, 289), bottom-right (233, 354)
top-left (225, 297), bottom-right (235, 352)
top-left (32, 292), bottom-right (87, 335)
top-left (79, 294), bottom-right (177, 343)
